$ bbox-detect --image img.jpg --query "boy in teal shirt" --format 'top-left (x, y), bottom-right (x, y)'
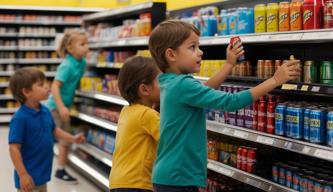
top-left (148, 20), bottom-right (301, 191)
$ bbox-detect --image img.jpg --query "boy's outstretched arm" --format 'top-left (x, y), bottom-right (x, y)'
top-left (54, 128), bottom-right (85, 144)
top-left (204, 43), bottom-right (244, 89)
top-left (9, 144), bottom-right (35, 191)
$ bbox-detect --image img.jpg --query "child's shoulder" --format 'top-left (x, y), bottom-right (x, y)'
top-left (121, 104), bottom-right (159, 120)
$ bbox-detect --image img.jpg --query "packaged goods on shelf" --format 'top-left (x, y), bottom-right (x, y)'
top-left (78, 103), bottom-right (120, 124)
top-left (19, 27), bottom-right (56, 35)
top-left (87, 128), bottom-right (116, 154)
top-left (0, 27), bottom-right (16, 34)
top-left (18, 51), bottom-right (58, 59)
top-left (80, 74), bottom-right (120, 96)
top-left (196, 60), bottom-right (226, 77)
top-left (18, 39), bottom-right (54, 47)
top-left (0, 40), bottom-right (16, 46)
top-left (0, 14), bottom-right (81, 23)
top-left (87, 13), bottom-right (152, 43)
top-left (87, 50), bottom-right (136, 66)
top-left (5, 101), bottom-right (19, 108)
top-left (0, 52), bottom-right (15, 59)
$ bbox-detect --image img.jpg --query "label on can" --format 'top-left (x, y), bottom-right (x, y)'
top-left (267, 3), bottom-right (279, 32)
top-left (255, 4), bottom-right (266, 33)
top-left (304, 108), bottom-right (311, 141)
top-left (244, 105), bottom-right (253, 129)
top-left (327, 111), bottom-right (333, 147)
top-left (275, 104), bottom-right (286, 136)
top-left (310, 109), bottom-right (326, 143)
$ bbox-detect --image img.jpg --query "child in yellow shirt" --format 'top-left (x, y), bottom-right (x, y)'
top-left (109, 56), bottom-right (160, 192)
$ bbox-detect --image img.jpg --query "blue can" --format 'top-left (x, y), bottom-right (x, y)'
top-left (279, 165), bottom-right (286, 186)
top-left (293, 172), bottom-right (301, 191)
top-left (192, 16), bottom-right (201, 31)
top-left (228, 11), bottom-right (238, 35)
top-left (304, 108), bottom-right (311, 141)
top-left (327, 111), bottom-right (333, 147)
top-left (324, 182), bottom-right (333, 192)
top-left (292, 107), bottom-right (304, 140)
top-left (300, 174), bottom-right (308, 192)
top-left (315, 180), bottom-right (325, 192)
top-left (275, 104), bottom-right (286, 136)
top-left (310, 109), bottom-right (326, 144)
top-left (286, 106), bottom-right (294, 138)
top-left (208, 15), bottom-right (217, 36)
top-left (218, 10), bottom-right (229, 36)
top-left (238, 8), bottom-right (254, 34)
top-left (200, 16), bottom-right (210, 37)
top-left (272, 164), bottom-right (279, 183)
top-left (286, 168), bottom-right (293, 188)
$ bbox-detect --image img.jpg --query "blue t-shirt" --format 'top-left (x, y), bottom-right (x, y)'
top-left (47, 54), bottom-right (86, 110)
top-left (8, 104), bottom-right (56, 189)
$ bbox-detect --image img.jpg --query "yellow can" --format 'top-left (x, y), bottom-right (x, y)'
top-left (266, 3), bottom-right (279, 32)
top-left (255, 4), bottom-right (267, 33)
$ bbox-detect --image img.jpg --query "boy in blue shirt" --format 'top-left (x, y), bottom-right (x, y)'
top-left (8, 67), bottom-right (85, 192)
top-left (148, 20), bottom-right (301, 191)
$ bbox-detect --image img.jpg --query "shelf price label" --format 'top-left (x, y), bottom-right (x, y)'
top-left (314, 149), bottom-right (333, 161)
top-left (281, 84), bottom-right (298, 90)
top-left (284, 142), bottom-right (293, 149)
top-left (302, 146), bottom-right (311, 154)
top-left (301, 85), bottom-right (309, 91)
top-left (256, 136), bottom-right (274, 145)
top-left (218, 166), bottom-right (234, 177)
top-left (311, 86), bottom-right (320, 92)
top-left (222, 127), bottom-right (232, 135)
top-left (245, 178), bottom-right (262, 188)
top-left (233, 130), bottom-right (249, 139)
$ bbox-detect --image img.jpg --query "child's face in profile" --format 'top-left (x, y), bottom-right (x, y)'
top-left (173, 32), bottom-right (203, 74)
top-left (68, 34), bottom-right (89, 60)
top-left (24, 79), bottom-right (50, 102)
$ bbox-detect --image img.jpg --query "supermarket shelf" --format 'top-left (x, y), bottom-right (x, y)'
top-left (17, 58), bottom-right (62, 64)
top-left (75, 143), bottom-right (112, 167)
top-left (0, 71), bottom-right (55, 77)
top-left (0, 33), bottom-right (17, 37)
top-left (0, 108), bottom-right (18, 114)
top-left (207, 160), bottom-right (297, 192)
top-left (0, 82), bottom-right (9, 87)
top-left (71, 112), bottom-right (118, 132)
top-left (83, 2), bottom-right (153, 22)
top-left (87, 62), bottom-right (123, 69)
top-left (0, 59), bottom-right (16, 64)
top-left (89, 37), bottom-right (149, 48)
top-left (54, 145), bottom-right (109, 191)
top-left (0, 94), bottom-right (14, 100)
top-left (0, 20), bottom-right (81, 26)
top-left (18, 33), bottom-right (56, 38)
top-left (0, 46), bottom-right (17, 51)
top-left (207, 120), bottom-right (333, 162)
top-left (0, 5), bottom-right (104, 12)
top-left (18, 46), bottom-right (55, 51)
top-left (0, 114), bottom-right (12, 123)
top-left (76, 91), bottom-right (129, 106)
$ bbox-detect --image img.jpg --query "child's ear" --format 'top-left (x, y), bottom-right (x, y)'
top-left (165, 48), bottom-right (176, 63)
top-left (138, 84), bottom-right (150, 97)
top-left (22, 88), bottom-right (31, 97)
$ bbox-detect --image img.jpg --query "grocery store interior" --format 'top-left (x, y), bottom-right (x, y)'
top-left (0, 0), bottom-right (333, 192)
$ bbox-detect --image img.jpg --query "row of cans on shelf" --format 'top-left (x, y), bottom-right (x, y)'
top-left (275, 102), bottom-right (333, 146)
top-left (236, 146), bottom-right (257, 174)
top-left (272, 162), bottom-right (333, 191)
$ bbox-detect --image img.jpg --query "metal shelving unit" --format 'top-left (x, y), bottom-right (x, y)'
top-left (75, 143), bottom-right (112, 167)
top-left (76, 91), bottom-right (128, 106)
top-left (71, 111), bottom-right (118, 132)
top-left (89, 37), bottom-right (149, 49)
top-left (207, 120), bottom-right (333, 162)
top-left (17, 58), bottom-right (62, 64)
top-left (0, 46), bottom-right (17, 51)
top-left (18, 33), bottom-right (57, 38)
top-left (18, 46), bottom-right (55, 51)
top-left (208, 160), bottom-right (297, 192)
top-left (0, 59), bottom-right (16, 64)
top-left (0, 20), bottom-right (81, 26)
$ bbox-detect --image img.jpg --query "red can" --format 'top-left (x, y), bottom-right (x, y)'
top-left (237, 147), bottom-right (243, 169)
top-left (257, 96), bottom-right (267, 132)
top-left (241, 147), bottom-right (248, 171)
top-left (252, 101), bottom-right (259, 130)
top-left (324, 0), bottom-right (333, 28)
top-left (230, 36), bottom-right (245, 63)
top-left (247, 148), bottom-right (257, 173)
top-left (303, 0), bottom-right (323, 30)
top-left (266, 95), bottom-right (277, 134)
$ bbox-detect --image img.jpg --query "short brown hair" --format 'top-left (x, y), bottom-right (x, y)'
top-left (118, 56), bottom-right (159, 104)
top-left (9, 67), bottom-right (46, 104)
top-left (149, 20), bottom-right (200, 72)
top-left (57, 29), bottom-right (87, 58)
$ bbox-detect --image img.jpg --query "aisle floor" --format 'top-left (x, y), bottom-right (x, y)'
top-left (0, 127), bottom-right (103, 192)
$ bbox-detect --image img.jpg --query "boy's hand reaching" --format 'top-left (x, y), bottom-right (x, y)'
top-left (226, 43), bottom-right (244, 66)
top-left (272, 60), bottom-right (301, 85)
top-left (59, 106), bottom-right (70, 122)
top-left (73, 133), bottom-right (86, 144)
top-left (20, 173), bottom-right (35, 192)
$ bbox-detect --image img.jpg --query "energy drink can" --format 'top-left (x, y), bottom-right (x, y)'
top-left (244, 105), bottom-right (253, 129)
top-left (275, 103), bottom-right (287, 136)
top-left (304, 61), bottom-right (317, 83)
top-left (228, 11), bottom-right (238, 35)
top-left (218, 10), bottom-right (229, 36)
top-left (255, 4), bottom-right (266, 33)
top-left (286, 105), bottom-right (295, 138)
top-left (266, 3), bottom-right (279, 32)
top-left (230, 36), bottom-right (245, 64)
top-left (310, 109), bottom-right (326, 144)
top-left (293, 171), bottom-right (301, 191)
top-left (267, 95), bottom-right (276, 134)
top-left (292, 106), bottom-right (304, 140)
top-left (253, 101), bottom-right (259, 130)
top-left (279, 164), bottom-right (286, 186)
top-left (258, 96), bottom-right (267, 132)
top-left (304, 107), bottom-right (312, 141)
top-left (286, 167), bottom-right (294, 188)
top-left (279, 2), bottom-right (291, 31)
top-left (273, 163), bottom-right (280, 183)
top-left (327, 111), bottom-right (333, 147)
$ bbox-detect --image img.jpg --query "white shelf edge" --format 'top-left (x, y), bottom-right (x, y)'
top-left (0, 94), bottom-right (14, 100)
top-left (0, 82), bottom-right (9, 87)
top-left (54, 145), bottom-right (109, 189)
top-left (76, 91), bottom-right (129, 106)
top-left (207, 160), bottom-right (297, 192)
top-left (18, 34), bottom-right (56, 38)
top-left (17, 58), bottom-right (62, 64)
top-left (18, 46), bottom-right (55, 51)
top-left (88, 37), bottom-right (149, 48)
top-left (72, 112), bottom-right (118, 132)
top-left (0, 59), bottom-right (16, 64)
top-left (0, 108), bottom-right (18, 113)
top-left (207, 120), bottom-right (333, 162)
top-left (0, 20), bottom-right (81, 26)
top-left (83, 2), bottom-right (153, 22)
top-left (76, 143), bottom-right (112, 167)
top-left (0, 114), bottom-right (12, 123)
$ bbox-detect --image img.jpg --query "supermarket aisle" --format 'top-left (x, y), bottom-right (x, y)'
top-left (0, 127), bottom-right (103, 192)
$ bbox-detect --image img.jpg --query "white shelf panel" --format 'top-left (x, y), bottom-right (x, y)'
top-left (72, 112), bottom-right (117, 132)
top-left (17, 58), bottom-right (62, 64)
top-left (18, 46), bottom-right (55, 51)
top-left (75, 143), bottom-right (112, 167)
top-left (0, 114), bottom-right (12, 123)
top-left (0, 108), bottom-right (18, 114)
top-left (76, 91), bottom-right (128, 106)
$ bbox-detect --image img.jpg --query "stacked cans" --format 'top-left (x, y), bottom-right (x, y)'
top-left (273, 162), bottom-right (333, 191)
top-left (237, 146), bottom-right (257, 174)
top-left (275, 102), bottom-right (333, 147)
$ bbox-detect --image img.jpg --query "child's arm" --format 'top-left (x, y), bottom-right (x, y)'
top-left (53, 127), bottom-right (85, 144)
top-left (204, 43), bottom-right (244, 89)
top-left (51, 80), bottom-right (70, 122)
top-left (250, 60), bottom-right (300, 101)
top-left (9, 144), bottom-right (35, 191)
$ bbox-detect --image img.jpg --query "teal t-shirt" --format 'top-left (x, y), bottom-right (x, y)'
top-left (47, 54), bottom-right (86, 110)
top-left (152, 73), bottom-right (253, 187)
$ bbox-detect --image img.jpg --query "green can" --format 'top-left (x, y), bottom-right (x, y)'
top-left (320, 61), bottom-right (333, 85)
top-left (303, 61), bottom-right (317, 83)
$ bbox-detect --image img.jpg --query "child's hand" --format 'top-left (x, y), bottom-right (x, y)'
top-left (226, 43), bottom-right (244, 66)
top-left (272, 60), bottom-right (301, 85)
top-left (59, 106), bottom-right (70, 122)
top-left (73, 133), bottom-right (85, 144)
top-left (20, 173), bottom-right (35, 192)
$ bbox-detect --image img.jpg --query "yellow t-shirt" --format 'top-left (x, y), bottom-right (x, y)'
top-left (109, 104), bottom-right (160, 190)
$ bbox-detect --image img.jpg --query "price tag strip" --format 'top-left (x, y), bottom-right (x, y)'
top-left (233, 130), bottom-right (249, 139)
top-left (301, 85), bottom-right (309, 91)
top-left (256, 136), bottom-right (274, 145)
top-left (314, 149), bottom-right (333, 161)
